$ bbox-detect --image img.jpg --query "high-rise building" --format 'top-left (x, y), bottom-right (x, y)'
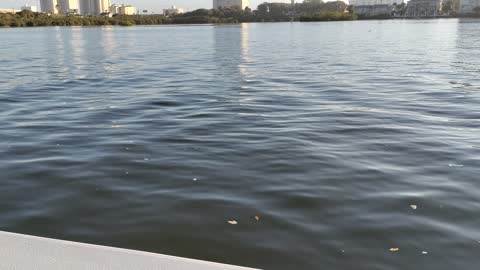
top-left (79, 0), bottom-right (110, 15)
top-left (213, 0), bottom-right (250, 10)
top-left (40, 0), bottom-right (59, 14)
top-left (57, 0), bottom-right (79, 14)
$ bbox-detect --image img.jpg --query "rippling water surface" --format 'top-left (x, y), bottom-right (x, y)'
top-left (1, 20), bottom-right (480, 269)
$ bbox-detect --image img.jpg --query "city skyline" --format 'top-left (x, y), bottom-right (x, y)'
top-left (1, 0), bottom-right (295, 12)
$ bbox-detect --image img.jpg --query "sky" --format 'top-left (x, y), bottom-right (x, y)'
top-left (0, 0), bottom-right (296, 12)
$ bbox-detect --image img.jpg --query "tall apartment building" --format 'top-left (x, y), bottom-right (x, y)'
top-left (57, 0), bottom-right (79, 14)
top-left (213, 0), bottom-right (250, 10)
top-left (40, 0), bottom-right (59, 14)
top-left (79, 0), bottom-right (111, 15)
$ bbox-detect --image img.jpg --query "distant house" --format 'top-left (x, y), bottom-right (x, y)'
top-left (406, 0), bottom-right (442, 16)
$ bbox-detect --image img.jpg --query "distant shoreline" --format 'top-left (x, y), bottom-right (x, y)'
top-left (1, 10), bottom-right (479, 28)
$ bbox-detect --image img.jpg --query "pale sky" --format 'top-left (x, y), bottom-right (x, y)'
top-left (0, 0), bottom-right (296, 12)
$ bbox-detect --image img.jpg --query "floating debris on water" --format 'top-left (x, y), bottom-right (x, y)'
top-left (448, 164), bottom-right (464, 167)
top-left (422, 251), bottom-right (428, 254)
top-left (410, 205), bottom-right (418, 210)
top-left (389, 248), bottom-right (399, 252)
top-left (228, 220), bottom-right (238, 225)
top-left (144, 158), bottom-right (150, 161)
top-left (193, 178), bottom-right (198, 181)
top-left (255, 216), bottom-right (260, 221)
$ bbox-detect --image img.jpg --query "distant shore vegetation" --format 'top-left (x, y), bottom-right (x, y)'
top-left (0, 1), bottom-right (355, 27)
top-left (1, 0), bottom-right (479, 28)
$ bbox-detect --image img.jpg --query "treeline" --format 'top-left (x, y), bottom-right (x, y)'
top-left (0, 1), bottom-right (354, 27)
top-left (154, 1), bottom-right (352, 23)
top-left (0, 11), bottom-right (172, 27)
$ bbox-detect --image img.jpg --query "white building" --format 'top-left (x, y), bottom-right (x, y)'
top-left (163, 5), bottom-right (184, 16)
top-left (109, 4), bottom-right (120, 14)
top-left (79, 0), bottom-right (111, 15)
top-left (21, 5), bottom-right (38, 12)
top-left (40, 0), bottom-right (59, 14)
top-left (119, 5), bottom-right (136, 15)
top-left (0, 8), bottom-right (20, 14)
top-left (213, 0), bottom-right (250, 10)
top-left (459, 0), bottom-right (480, 14)
top-left (57, 0), bottom-right (79, 14)
top-left (110, 4), bottom-right (137, 15)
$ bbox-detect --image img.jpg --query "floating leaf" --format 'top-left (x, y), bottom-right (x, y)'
top-left (389, 248), bottom-right (399, 252)
top-left (228, 220), bottom-right (238, 225)
top-left (410, 205), bottom-right (417, 210)
top-left (255, 216), bottom-right (260, 221)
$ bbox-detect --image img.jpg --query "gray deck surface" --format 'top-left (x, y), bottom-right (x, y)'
top-left (0, 231), bottom-right (259, 270)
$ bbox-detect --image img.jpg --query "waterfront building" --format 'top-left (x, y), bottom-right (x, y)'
top-left (350, 0), bottom-right (402, 16)
top-left (21, 5), bottom-right (38, 12)
top-left (57, 0), bottom-right (79, 14)
top-left (0, 8), bottom-right (20, 14)
top-left (109, 4), bottom-right (120, 14)
top-left (459, 0), bottom-right (480, 14)
top-left (163, 5), bottom-right (184, 16)
top-left (110, 4), bottom-right (137, 15)
top-left (79, 0), bottom-right (110, 15)
top-left (213, 0), bottom-right (250, 10)
top-left (40, 0), bottom-right (59, 14)
top-left (405, 0), bottom-right (442, 16)
top-left (119, 5), bottom-right (136, 15)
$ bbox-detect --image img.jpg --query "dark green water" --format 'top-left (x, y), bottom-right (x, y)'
top-left (1, 20), bottom-right (479, 269)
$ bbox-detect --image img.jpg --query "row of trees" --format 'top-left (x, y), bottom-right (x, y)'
top-left (0, 11), bottom-right (173, 27)
top-left (170, 1), bottom-right (352, 23)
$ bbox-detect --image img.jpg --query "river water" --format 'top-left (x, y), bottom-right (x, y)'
top-left (1, 19), bottom-right (479, 269)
